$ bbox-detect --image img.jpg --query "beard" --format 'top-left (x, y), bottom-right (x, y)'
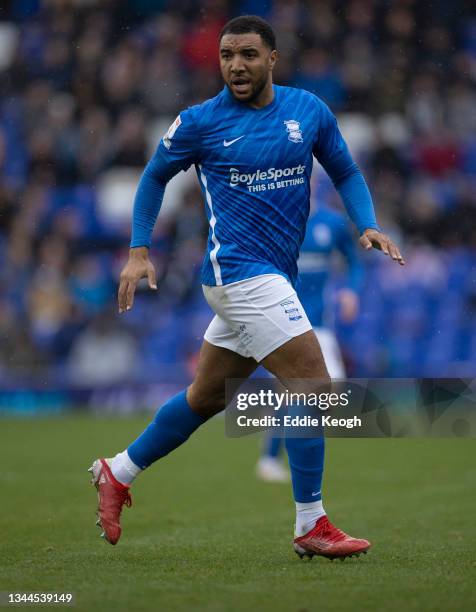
top-left (227, 70), bottom-right (269, 103)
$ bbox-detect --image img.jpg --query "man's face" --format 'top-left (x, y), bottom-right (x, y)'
top-left (219, 33), bottom-right (277, 103)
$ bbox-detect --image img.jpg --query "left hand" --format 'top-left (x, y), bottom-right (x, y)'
top-left (359, 229), bottom-right (405, 266)
top-left (117, 247), bottom-right (157, 314)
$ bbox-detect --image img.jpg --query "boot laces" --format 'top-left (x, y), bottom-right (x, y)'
top-left (318, 517), bottom-right (347, 542)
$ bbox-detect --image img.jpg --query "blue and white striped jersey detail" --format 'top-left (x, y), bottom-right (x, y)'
top-left (198, 165), bottom-right (222, 285)
top-left (131, 84), bottom-right (378, 288)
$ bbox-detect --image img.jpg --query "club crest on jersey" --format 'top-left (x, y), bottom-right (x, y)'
top-left (163, 115), bottom-right (182, 149)
top-left (284, 120), bottom-right (303, 144)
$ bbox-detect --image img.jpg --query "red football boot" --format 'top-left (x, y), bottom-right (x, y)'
top-left (88, 458), bottom-right (132, 545)
top-left (293, 516), bottom-right (370, 561)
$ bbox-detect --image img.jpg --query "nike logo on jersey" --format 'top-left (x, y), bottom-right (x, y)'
top-left (223, 136), bottom-right (245, 147)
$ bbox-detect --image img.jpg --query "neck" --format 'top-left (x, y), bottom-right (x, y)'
top-left (247, 79), bottom-right (274, 109)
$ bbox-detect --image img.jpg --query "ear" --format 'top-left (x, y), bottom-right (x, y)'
top-left (269, 49), bottom-right (277, 71)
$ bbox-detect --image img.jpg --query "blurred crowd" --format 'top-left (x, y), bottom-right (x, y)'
top-left (0, 0), bottom-right (476, 387)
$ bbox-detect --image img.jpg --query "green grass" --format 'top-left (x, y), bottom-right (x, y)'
top-left (1, 416), bottom-right (475, 612)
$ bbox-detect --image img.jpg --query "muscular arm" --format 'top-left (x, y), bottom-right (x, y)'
top-left (324, 153), bottom-right (379, 236)
top-left (130, 157), bottom-right (167, 248)
top-left (313, 103), bottom-right (378, 234)
top-left (130, 149), bottom-right (184, 248)
top-left (119, 111), bottom-right (200, 312)
top-left (313, 101), bottom-right (404, 265)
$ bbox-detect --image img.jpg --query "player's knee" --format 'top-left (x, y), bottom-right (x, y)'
top-left (187, 384), bottom-right (226, 418)
top-left (286, 371), bottom-right (331, 398)
top-left (309, 373), bottom-right (332, 396)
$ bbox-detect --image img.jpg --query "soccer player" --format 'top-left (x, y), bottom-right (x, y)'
top-left (256, 204), bottom-right (363, 482)
top-left (89, 15), bottom-right (404, 560)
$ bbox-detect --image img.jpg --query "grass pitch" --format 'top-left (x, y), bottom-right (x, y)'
top-left (1, 415), bottom-right (475, 612)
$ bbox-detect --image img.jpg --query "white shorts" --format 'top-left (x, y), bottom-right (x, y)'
top-left (203, 274), bottom-right (312, 362)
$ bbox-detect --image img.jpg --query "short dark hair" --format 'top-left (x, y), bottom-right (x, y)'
top-left (220, 15), bottom-right (277, 51)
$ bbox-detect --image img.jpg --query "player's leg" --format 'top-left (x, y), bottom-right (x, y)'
top-left (187, 339), bottom-right (259, 417)
top-left (202, 276), bottom-right (331, 547)
top-left (262, 332), bottom-right (369, 559)
top-left (90, 327), bottom-right (258, 545)
top-left (202, 275), bottom-right (369, 559)
top-left (125, 339), bottom-right (257, 469)
top-left (105, 337), bottom-right (257, 468)
top-left (260, 330), bottom-right (328, 534)
top-left (262, 327), bottom-right (330, 380)
top-left (257, 327), bottom-right (343, 482)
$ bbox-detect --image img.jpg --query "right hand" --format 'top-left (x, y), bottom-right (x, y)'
top-left (118, 246), bottom-right (157, 314)
top-left (359, 229), bottom-right (405, 265)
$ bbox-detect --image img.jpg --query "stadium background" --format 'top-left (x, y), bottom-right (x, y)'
top-left (1, 3), bottom-right (475, 611)
top-left (0, 0), bottom-right (476, 410)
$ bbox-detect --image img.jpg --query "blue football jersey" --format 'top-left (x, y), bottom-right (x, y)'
top-left (297, 206), bottom-right (363, 327)
top-left (131, 84), bottom-right (378, 287)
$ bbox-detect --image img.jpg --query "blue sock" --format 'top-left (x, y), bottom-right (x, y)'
top-left (263, 434), bottom-right (283, 459)
top-left (128, 390), bottom-right (207, 469)
top-left (285, 435), bottom-right (325, 503)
